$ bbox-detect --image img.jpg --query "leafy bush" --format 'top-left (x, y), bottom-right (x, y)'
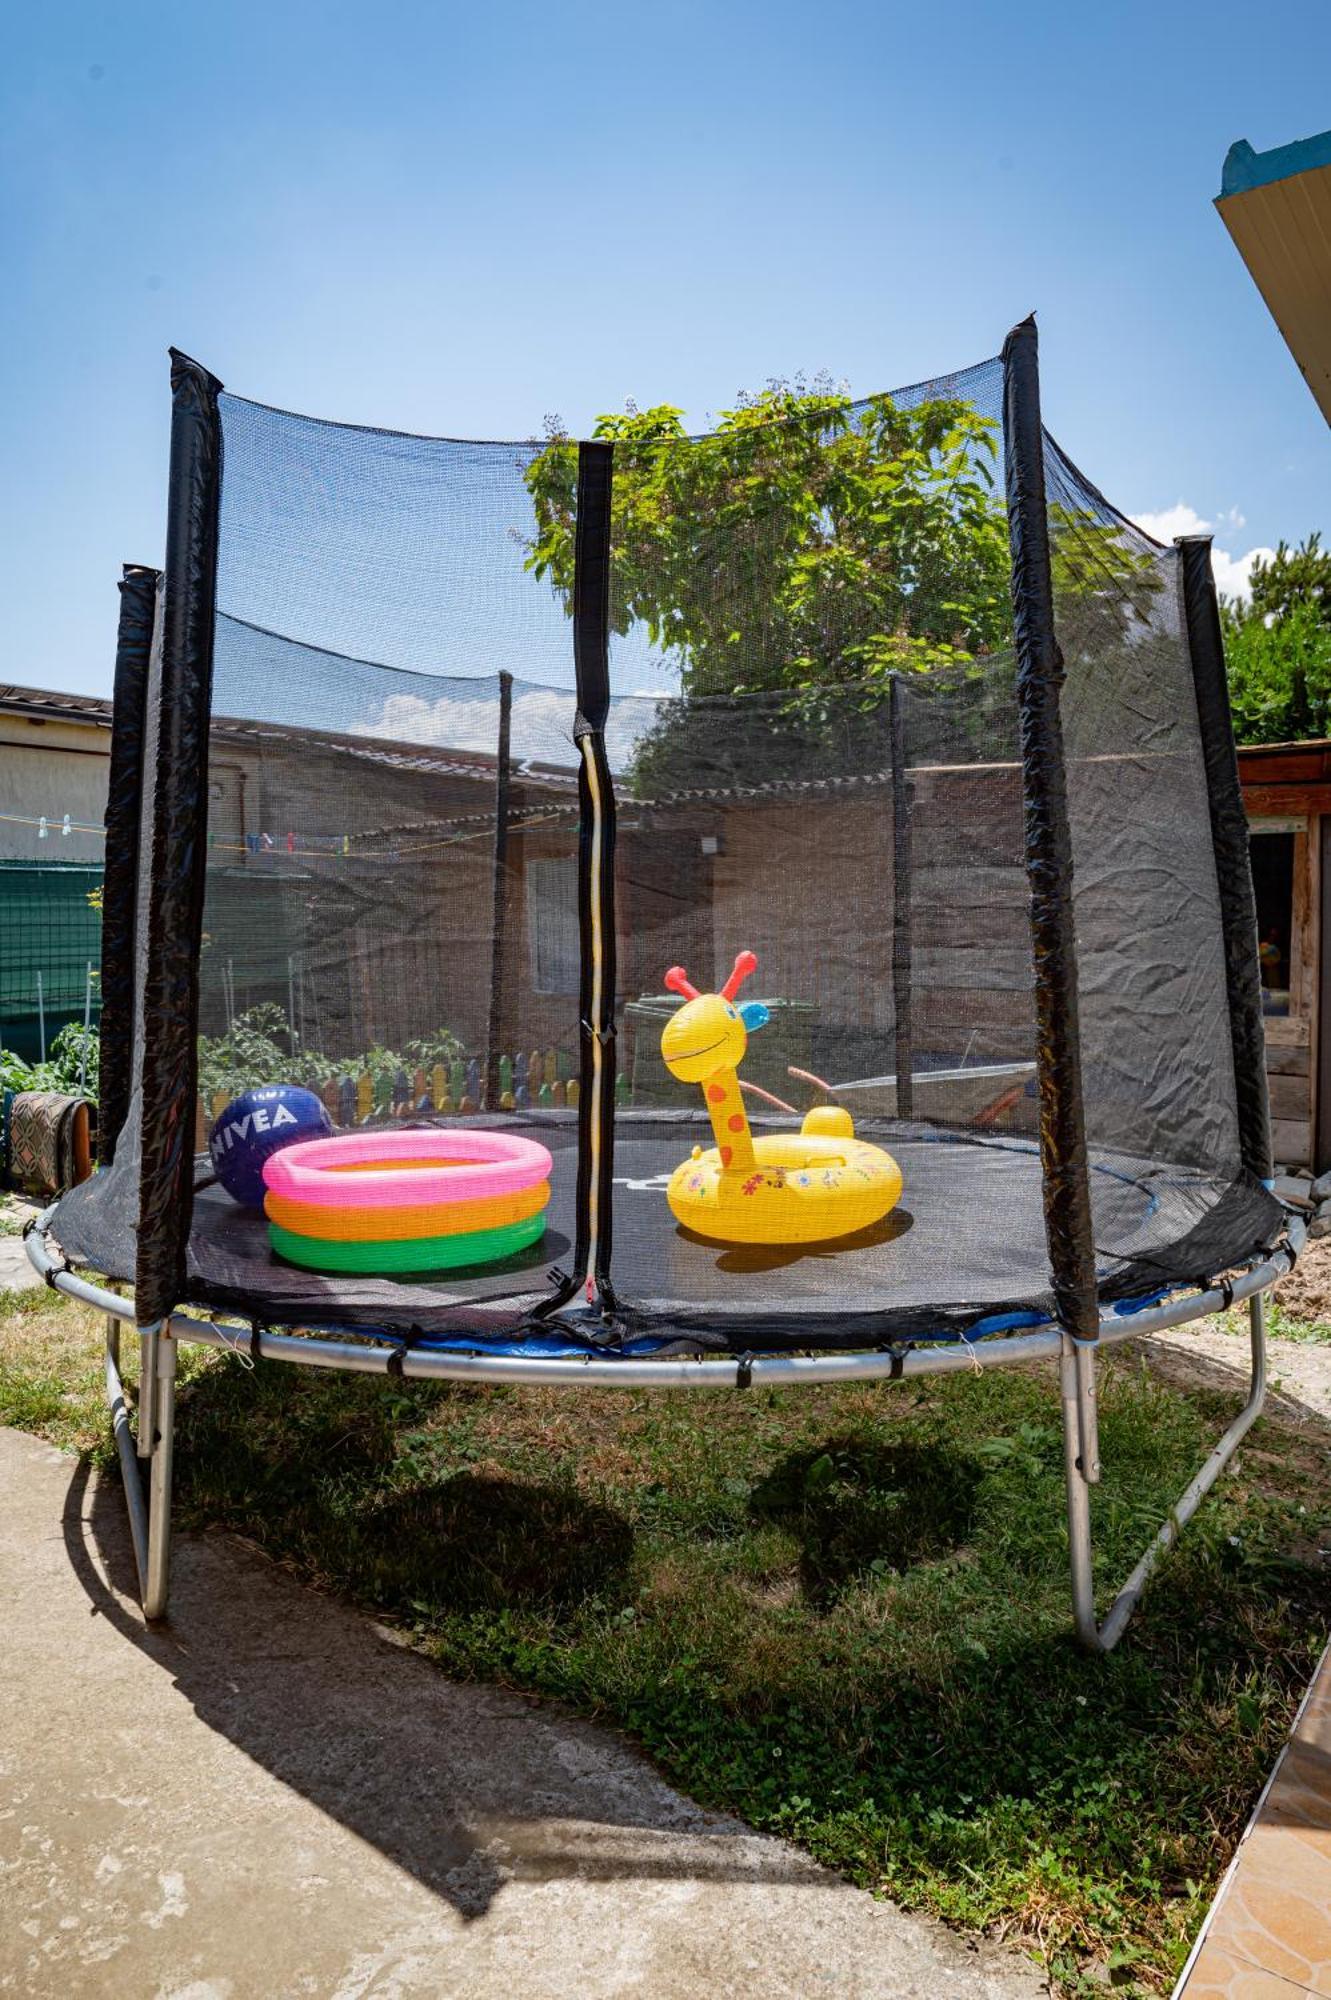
top-left (1225, 597), bottom-right (1331, 745)
top-left (1224, 534), bottom-right (1331, 744)
top-left (195, 1005), bottom-right (466, 1112)
top-left (401, 1031), bottom-right (468, 1072)
top-left (195, 1004), bottom-right (309, 1103)
top-left (0, 1022), bottom-right (99, 1102)
top-left (0, 1049), bottom-right (36, 1095)
top-left (42, 1022), bottom-right (100, 1100)
top-left (2, 1001), bottom-right (471, 1120)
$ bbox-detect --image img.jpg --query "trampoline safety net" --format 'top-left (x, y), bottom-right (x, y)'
top-left (54, 323), bottom-right (1283, 1354)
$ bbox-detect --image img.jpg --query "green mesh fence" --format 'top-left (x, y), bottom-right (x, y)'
top-left (0, 862), bottom-right (103, 1060)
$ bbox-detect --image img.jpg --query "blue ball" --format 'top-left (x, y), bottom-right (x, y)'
top-left (208, 1084), bottom-right (333, 1208)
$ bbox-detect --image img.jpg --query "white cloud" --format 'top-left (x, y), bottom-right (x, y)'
top-left (1210, 544), bottom-right (1276, 602)
top-left (1132, 502), bottom-right (1212, 544)
top-left (368, 687), bottom-right (571, 763)
top-left (361, 687), bottom-right (666, 771)
top-left (1130, 502), bottom-right (1274, 604)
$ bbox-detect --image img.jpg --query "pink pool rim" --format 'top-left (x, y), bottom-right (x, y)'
top-left (262, 1128), bottom-right (554, 1211)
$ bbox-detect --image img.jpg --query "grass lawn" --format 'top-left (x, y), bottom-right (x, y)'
top-left (2, 1283), bottom-right (1328, 1997)
top-left (1221, 1293), bottom-right (1331, 1343)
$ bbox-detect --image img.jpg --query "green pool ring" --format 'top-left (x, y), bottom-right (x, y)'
top-left (268, 1211), bottom-right (546, 1274)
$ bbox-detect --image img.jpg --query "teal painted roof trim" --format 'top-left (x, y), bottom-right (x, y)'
top-left (1221, 129), bottom-right (1331, 199)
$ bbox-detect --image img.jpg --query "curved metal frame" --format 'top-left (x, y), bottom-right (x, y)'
top-left (27, 1207), bottom-right (1301, 1644)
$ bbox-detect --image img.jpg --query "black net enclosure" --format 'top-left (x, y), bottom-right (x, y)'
top-left (52, 320), bottom-right (1285, 1360)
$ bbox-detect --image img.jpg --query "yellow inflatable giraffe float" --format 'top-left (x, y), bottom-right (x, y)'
top-left (660, 950), bottom-right (903, 1245)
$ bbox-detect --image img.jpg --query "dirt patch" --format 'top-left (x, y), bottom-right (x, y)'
top-left (1137, 1325), bottom-right (1331, 1434)
top-left (1268, 1232), bottom-right (1331, 1323)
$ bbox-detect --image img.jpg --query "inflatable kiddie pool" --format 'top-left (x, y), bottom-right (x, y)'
top-left (263, 1128), bottom-right (553, 1274)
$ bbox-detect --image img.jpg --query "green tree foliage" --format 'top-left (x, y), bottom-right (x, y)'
top-left (1249, 531), bottom-right (1331, 625)
top-left (1224, 535), bottom-right (1331, 745)
top-left (525, 384), bottom-right (1014, 704)
top-left (524, 381), bottom-right (1162, 792)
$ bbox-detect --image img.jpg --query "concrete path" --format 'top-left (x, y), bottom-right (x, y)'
top-left (0, 1234), bottom-right (38, 1293)
top-left (0, 1428), bottom-right (1046, 1999)
top-left (0, 1196), bottom-right (41, 1292)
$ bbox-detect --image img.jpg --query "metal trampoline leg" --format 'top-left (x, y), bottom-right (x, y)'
top-left (104, 1312), bottom-right (149, 1601)
top-left (1061, 1288), bottom-right (1271, 1653)
top-left (142, 1325), bottom-right (177, 1621)
top-left (137, 1321), bottom-right (157, 1459)
top-left (1248, 1286), bottom-right (1268, 1409)
top-left (1094, 1287), bottom-right (1268, 1653)
top-left (1060, 1335), bottom-right (1098, 1649)
top-left (1073, 1337), bottom-right (1101, 1483)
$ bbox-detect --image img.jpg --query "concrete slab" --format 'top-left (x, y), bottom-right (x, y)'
top-left (1173, 1640), bottom-right (1331, 1998)
top-left (0, 1235), bottom-right (39, 1293)
top-left (0, 1428), bottom-right (1047, 1998)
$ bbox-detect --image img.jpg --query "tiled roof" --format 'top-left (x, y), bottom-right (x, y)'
top-left (211, 715), bottom-right (579, 788)
top-left (0, 683), bottom-right (112, 727)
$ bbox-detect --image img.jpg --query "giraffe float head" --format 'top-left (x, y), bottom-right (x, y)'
top-left (660, 950), bottom-right (770, 1085)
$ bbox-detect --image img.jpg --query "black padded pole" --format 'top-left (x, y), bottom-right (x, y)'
top-left (1177, 535), bottom-right (1273, 1181)
top-left (889, 675), bottom-right (914, 1120)
top-left (483, 668), bottom-right (514, 1111)
top-left (540, 440), bottom-right (617, 1316)
top-left (1002, 317), bottom-right (1100, 1342)
top-left (134, 351), bottom-right (224, 1325)
top-left (98, 564), bottom-right (159, 1165)
top-left (573, 442), bottom-right (613, 738)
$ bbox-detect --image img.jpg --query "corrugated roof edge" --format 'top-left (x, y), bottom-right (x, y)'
top-left (0, 683), bottom-right (112, 727)
top-left (1220, 129), bottom-right (1331, 200)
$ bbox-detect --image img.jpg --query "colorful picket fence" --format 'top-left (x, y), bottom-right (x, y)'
top-left (195, 1047), bottom-right (632, 1151)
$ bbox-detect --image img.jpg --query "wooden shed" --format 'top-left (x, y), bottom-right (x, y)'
top-left (1239, 740), bottom-right (1331, 1171)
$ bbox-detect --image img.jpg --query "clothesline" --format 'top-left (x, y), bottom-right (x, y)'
top-left (0, 810), bottom-right (104, 839)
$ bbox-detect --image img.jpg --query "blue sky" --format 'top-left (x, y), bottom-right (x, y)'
top-left (2, 0), bottom-right (1329, 697)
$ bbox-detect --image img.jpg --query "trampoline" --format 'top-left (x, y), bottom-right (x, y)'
top-left (31, 317), bottom-right (1298, 1650)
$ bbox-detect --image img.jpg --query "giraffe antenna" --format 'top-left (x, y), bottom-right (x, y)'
top-left (664, 965), bottom-right (700, 1002)
top-left (720, 950), bottom-right (758, 1001)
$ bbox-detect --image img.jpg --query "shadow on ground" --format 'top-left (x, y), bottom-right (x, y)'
top-left (750, 1436), bottom-right (980, 1604)
top-left (46, 1334), bottom-right (1331, 1983)
top-left (61, 1455), bottom-right (817, 1924)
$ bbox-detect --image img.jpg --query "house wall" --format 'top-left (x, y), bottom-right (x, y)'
top-left (7, 688), bottom-right (1304, 1163)
top-left (703, 775), bottom-right (1034, 1083)
top-left (499, 820), bottom-right (582, 1061)
top-left (202, 729), bottom-right (581, 1069)
top-left (907, 764), bottom-right (1033, 1068)
top-left (0, 713), bottom-right (108, 862)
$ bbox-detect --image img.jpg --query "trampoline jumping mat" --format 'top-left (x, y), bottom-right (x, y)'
top-left (51, 1114), bottom-right (1283, 1354)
